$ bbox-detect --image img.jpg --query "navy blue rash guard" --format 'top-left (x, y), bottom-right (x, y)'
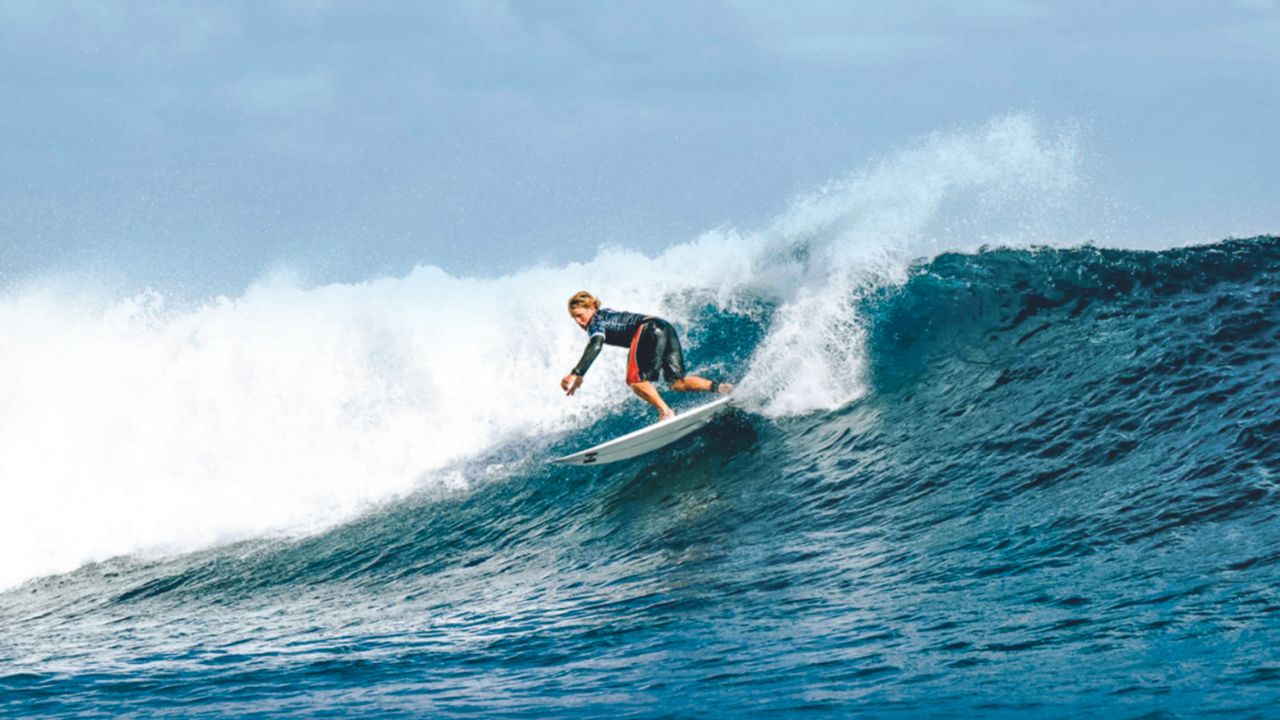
top-left (587, 308), bottom-right (651, 347)
top-left (571, 308), bottom-right (651, 377)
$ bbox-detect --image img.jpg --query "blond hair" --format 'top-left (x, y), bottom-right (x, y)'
top-left (567, 291), bottom-right (601, 312)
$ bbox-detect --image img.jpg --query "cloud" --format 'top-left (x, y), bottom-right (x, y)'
top-left (451, 0), bottom-right (578, 62)
top-left (273, 0), bottom-right (346, 20)
top-left (226, 70), bottom-right (337, 119)
top-left (0, 0), bottom-right (235, 61)
top-left (723, 2), bottom-right (958, 66)
top-left (456, 0), bottom-right (526, 42)
top-left (770, 31), bottom-right (951, 65)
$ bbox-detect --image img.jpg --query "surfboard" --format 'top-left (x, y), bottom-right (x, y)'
top-left (552, 396), bottom-right (734, 466)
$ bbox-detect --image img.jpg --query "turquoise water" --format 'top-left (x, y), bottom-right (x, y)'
top-left (2, 238), bottom-right (1278, 717)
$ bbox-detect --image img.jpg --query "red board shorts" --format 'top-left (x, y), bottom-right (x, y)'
top-left (626, 319), bottom-right (687, 385)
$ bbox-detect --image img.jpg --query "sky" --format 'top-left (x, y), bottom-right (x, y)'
top-left (1, 0), bottom-right (1277, 295)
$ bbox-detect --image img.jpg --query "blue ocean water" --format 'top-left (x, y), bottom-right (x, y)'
top-left (2, 236), bottom-right (1277, 717)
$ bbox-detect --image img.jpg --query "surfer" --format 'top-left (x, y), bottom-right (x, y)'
top-left (561, 291), bottom-right (733, 421)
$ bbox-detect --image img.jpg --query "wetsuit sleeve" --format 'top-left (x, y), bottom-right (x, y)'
top-left (571, 335), bottom-right (605, 377)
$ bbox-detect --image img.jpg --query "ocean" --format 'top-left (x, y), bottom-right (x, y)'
top-left (2, 119), bottom-right (1277, 718)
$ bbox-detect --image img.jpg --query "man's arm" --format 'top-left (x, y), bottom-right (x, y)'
top-left (562, 335), bottom-right (604, 396)
top-left (571, 335), bottom-right (604, 377)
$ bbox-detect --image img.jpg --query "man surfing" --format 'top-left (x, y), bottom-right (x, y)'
top-left (561, 291), bottom-right (732, 421)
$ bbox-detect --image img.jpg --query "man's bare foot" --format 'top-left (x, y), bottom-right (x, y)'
top-left (716, 382), bottom-right (734, 396)
top-left (658, 409), bottom-right (676, 422)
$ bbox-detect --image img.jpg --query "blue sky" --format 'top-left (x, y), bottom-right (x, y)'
top-left (1, 1), bottom-right (1277, 294)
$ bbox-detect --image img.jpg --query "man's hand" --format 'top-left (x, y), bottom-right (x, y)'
top-left (561, 373), bottom-right (583, 396)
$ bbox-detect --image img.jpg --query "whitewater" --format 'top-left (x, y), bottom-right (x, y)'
top-left (2, 116), bottom-right (1277, 717)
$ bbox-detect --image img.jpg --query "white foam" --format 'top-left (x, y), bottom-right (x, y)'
top-left (0, 115), bottom-right (1080, 590)
top-left (739, 115), bottom-right (1080, 414)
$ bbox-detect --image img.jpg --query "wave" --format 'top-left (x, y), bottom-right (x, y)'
top-left (2, 228), bottom-right (1277, 715)
top-left (1, 115), bottom-right (1098, 590)
top-left (73, 234), bottom-right (1279, 601)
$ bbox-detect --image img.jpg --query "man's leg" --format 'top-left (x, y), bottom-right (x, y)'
top-left (629, 381), bottom-right (675, 421)
top-left (671, 376), bottom-right (734, 394)
top-left (658, 322), bottom-right (732, 395)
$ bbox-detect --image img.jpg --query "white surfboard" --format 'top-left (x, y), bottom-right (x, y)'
top-left (552, 396), bottom-right (734, 466)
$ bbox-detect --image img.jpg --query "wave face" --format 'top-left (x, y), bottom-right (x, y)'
top-left (3, 123), bottom-right (1280, 717)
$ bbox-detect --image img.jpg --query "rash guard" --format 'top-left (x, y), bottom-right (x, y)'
top-left (571, 308), bottom-right (651, 377)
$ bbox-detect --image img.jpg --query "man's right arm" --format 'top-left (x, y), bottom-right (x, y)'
top-left (571, 335), bottom-right (605, 377)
